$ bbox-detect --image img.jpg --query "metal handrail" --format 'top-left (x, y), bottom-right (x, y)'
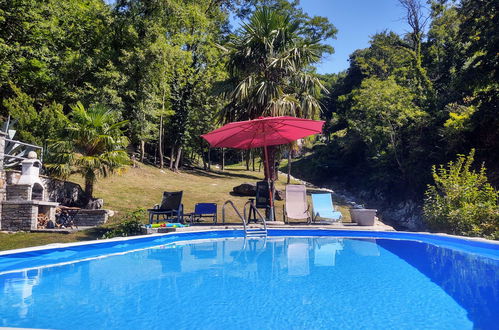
top-left (4, 138), bottom-right (44, 163)
top-left (243, 200), bottom-right (268, 233)
top-left (222, 200), bottom-right (247, 232)
top-left (5, 138), bottom-right (43, 150)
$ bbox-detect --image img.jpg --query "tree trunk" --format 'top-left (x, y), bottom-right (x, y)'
top-left (287, 146), bottom-right (292, 184)
top-left (140, 140), bottom-right (145, 162)
top-left (208, 147), bottom-right (211, 170)
top-left (262, 146), bottom-right (276, 181)
top-left (84, 174), bottom-right (94, 200)
top-left (221, 148), bottom-right (225, 171)
top-left (174, 146), bottom-right (182, 172)
top-left (252, 150), bottom-right (255, 171)
top-left (169, 147), bottom-right (175, 170)
top-left (158, 115), bottom-right (164, 168)
top-left (202, 151), bottom-right (207, 170)
top-left (245, 150), bottom-right (250, 170)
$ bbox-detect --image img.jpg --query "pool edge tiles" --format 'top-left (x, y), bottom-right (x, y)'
top-left (1, 228), bottom-right (498, 274)
top-left (0, 229), bottom-right (242, 256)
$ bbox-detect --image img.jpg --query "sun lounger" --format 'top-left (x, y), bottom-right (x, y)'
top-left (283, 184), bottom-right (311, 223)
top-left (148, 191), bottom-right (183, 224)
top-left (311, 193), bottom-right (342, 223)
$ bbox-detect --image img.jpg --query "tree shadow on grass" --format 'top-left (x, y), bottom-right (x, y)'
top-left (186, 167), bottom-right (262, 181)
top-left (229, 191), bottom-right (255, 198)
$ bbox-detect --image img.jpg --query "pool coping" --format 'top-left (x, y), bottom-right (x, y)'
top-left (1, 227), bottom-right (498, 257)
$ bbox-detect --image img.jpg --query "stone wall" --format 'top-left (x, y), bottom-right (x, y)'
top-left (1, 202), bottom-right (37, 231)
top-left (6, 184), bottom-right (31, 200)
top-left (1, 200), bottom-right (59, 231)
top-left (75, 210), bottom-right (109, 226)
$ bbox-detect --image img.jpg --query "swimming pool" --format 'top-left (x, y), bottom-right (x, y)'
top-left (0, 230), bottom-right (498, 329)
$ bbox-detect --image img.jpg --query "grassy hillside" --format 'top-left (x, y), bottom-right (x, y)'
top-left (0, 164), bottom-right (351, 251)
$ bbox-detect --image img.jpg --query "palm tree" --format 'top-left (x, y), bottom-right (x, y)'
top-left (221, 7), bottom-right (326, 123)
top-left (220, 7), bottom-right (327, 179)
top-left (47, 102), bottom-right (130, 199)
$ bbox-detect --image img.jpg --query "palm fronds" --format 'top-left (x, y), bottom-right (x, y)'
top-left (220, 7), bottom-right (327, 123)
top-left (46, 103), bottom-right (130, 198)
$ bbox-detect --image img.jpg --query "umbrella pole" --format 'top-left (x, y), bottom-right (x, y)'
top-left (263, 145), bottom-right (274, 222)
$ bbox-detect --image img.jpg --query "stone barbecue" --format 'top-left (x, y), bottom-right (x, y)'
top-left (1, 151), bottom-right (58, 231)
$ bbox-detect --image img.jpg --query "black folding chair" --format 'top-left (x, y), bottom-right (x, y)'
top-left (148, 191), bottom-right (184, 224)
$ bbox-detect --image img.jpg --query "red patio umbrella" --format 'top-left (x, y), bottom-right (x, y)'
top-left (201, 116), bottom-right (324, 221)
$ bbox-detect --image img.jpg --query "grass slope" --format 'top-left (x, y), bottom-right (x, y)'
top-left (0, 164), bottom-right (350, 251)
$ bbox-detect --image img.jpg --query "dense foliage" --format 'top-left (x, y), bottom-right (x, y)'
top-left (0, 0), bottom-right (335, 172)
top-left (424, 150), bottom-right (499, 239)
top-left (102, 208), bottom-right (146, 238)
top-left (315, 0), bottom-right (498, 204)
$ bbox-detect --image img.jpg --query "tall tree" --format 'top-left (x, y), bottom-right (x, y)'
top-left (398, 0), bottom-right (434, 101)
top-left (457, 0), bottom-right (499, 180)
top-left (349, 77), bottom-right (426, 178)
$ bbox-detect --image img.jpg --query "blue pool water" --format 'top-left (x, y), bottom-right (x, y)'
top-left (0, 230), bottom-right (498, 329)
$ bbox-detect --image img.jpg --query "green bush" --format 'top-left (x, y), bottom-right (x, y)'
top-left (423, 150), bottom-right (499, 239)
top-left (102, 208), bottom-right (146, 239)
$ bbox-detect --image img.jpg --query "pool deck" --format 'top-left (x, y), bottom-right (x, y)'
top-left (174, 219), bottom-right (395, 233)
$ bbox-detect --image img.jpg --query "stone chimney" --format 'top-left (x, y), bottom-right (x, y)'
top-left (10, 151), bottom-right (46, 201)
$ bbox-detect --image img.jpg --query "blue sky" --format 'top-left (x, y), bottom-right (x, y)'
top-left (297, 0), bottom-right (414, 74)
top-left (105, 0), bottom-right (418, 74)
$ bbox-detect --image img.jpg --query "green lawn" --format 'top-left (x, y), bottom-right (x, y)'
top-left (0, 163), bottom-right (351, 251)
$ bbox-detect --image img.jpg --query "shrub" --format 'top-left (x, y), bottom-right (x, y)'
top-left (102, 208), bottom-right (146, 239)
top-left (423, 150), bottom-right (499, 239)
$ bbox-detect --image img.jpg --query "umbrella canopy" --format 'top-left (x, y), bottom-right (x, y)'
top-left (201, 116), bottom-right (324, 149)
top-left (201, 116), bottom-right (324, 222)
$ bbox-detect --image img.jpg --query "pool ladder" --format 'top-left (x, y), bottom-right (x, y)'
top-left (222, 200), bottom-right (268, 237)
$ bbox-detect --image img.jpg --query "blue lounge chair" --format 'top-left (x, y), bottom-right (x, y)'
top-left (311, 193), bottom-right (342, 223)
top-left (189, 203), bottom-right (218, 224)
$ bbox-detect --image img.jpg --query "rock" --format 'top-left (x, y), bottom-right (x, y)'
top-left (41, 176), bottom-right (88, 207)
top-left (381, 201), bottom-right (424, 231)
top-left (85, 198), bottom-right (104, 210)
top-left (232, 183), bottom-right (284, 201)
top-left (232, 183), bottom-right (256, 196)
